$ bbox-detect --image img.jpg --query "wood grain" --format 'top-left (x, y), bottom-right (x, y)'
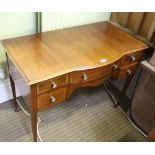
top-left (4, 21), bottom-right (149, 141)
top-left (37, 87), bottom-right (67, 111)
top-left (117, 62), bottom-right (138, 79)
top-left (37, 74), bottom-right (68, 95)
top-left (67, 76), bottom-right (109, 98)
top-left (120, 51), bottom-right (143, 67)
top-left (30, 84), bottom-right (38, 142)
top-left (70, 65), bottom-right (112, 84)
top-left (2, 21), bottom-right (148, 85)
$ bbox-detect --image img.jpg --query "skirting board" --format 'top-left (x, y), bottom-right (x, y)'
top-left (0, 79), bottom-right (21, 104)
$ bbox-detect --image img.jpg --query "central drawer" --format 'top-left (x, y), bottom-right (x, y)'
top-left (70, 65), bottom-right (112, 84)
top-left (37, 87), bottom-right (67, 111)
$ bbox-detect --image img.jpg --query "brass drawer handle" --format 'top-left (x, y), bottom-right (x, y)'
top-left (130, 56), bottom-right (135, 61)
top-left (113, 64), bottom-right (118, 70)
top-left (50, 96), bottom-right (56, 102)
top-left (81, 73), bottom-right (88, 81)
top-left (127, 69), bottom-right (131, 75)
top-left (51, 81), bottom-right (57, 88)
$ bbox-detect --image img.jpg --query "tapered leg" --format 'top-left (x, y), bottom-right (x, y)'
top-left (9, 74), bottom-right (18, 111)
top-left (148, 126), bottom-right (155, 142)
top-left (117, 74), bottom-right (134, 106)
top-left (122, 74), bottom-right (134, 94)
top-left (31, 108), bottom-right (37, 142)
top-left (105, 74), bottom-right (134, 107)
top-left (30, 85), bottom-right (38, 142)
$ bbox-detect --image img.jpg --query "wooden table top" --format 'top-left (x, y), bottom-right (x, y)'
top-left (2, 21), bottom-right (148, 85)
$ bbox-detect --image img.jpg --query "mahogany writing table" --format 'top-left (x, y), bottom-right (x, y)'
top-left (2, 21), bottom-right (149, 141)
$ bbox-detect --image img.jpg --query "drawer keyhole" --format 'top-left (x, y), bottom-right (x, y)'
top-left (81, 73), bottom-right (88, 81)
top-left (51, 81), bottom-right (57, 88)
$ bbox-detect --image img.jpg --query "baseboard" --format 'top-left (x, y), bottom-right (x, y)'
top-left (0, 79), bottom-right (21, 104)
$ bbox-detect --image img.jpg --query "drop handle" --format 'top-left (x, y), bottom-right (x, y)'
top-left (127, 69), bottom-right (131, 75)
top-left (81, 73), bottom-right (88, 81)
top-left (113, 64), bottom-right (118, 70)
top-left (50, 96), bottom-right (56, 102)
top-left (130, 56), bottom-right (135, 61)
top-left (51, 81), bottom-right (57, 88)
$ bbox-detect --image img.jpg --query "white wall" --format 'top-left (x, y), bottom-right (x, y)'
top-left (0, 13), bottom-right (35, 103)
top-left (0, 12), bottom-right (36, 64)
top-left (0, 12), bottom-right (111, 103)
top-left (0, 12), bottom-right (35, 40)
top-left (42, 12), bottom-right (111, 32)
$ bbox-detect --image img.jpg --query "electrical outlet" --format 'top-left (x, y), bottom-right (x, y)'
top-left (0, 68), bottom-right (5, 79)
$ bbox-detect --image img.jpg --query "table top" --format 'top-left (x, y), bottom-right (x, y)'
top-left (2, 21), bottom-right (149, 85)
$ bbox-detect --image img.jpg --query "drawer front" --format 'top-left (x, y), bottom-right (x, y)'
top-left (118, 63), bottom-right (138, 79)
top-left (37, 87), bottom-right (66, 111)
top-left (70, 65), bottom-right (112, 84)
top-left (37, 74), bottom-right (68, 94)
top-left (121, 51), bottom-right (143, 67)
top-left (67, 76), bottom-right (109, 98)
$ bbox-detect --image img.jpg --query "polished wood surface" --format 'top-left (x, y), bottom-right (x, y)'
top-left (37, 87), bottom-right (67, 111)
top-left (3, 21), bottom-right (149, 141)
top-left (30, 84), bottom-right (38, 142)
top-left (70, 65), bottom-right (112, 84)
top-left (67, 76), bottom-right (110, 98)
top-left (120, 51), bottom-right (142, 67)
top-left (37, 74), bottom-right (68, 95)
top-left (2, 21), bottom-right (148, 85)
top-left (116, 62), bottom-right (138, 79)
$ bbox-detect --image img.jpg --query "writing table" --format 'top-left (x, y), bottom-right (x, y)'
top-left (2, 21), bottom-right (149, 141)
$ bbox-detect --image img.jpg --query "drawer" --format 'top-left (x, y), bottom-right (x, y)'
top-left (121, 51), bottom-right (143, 67)
top-left (67, 76), bottom-right (109, 98)
top-left (70, 65), bottom-right (112, 84)
top-left (117, 62), bottom-right (138, 79)
top-left (37, 87), bottom-right (66, 111)
top-left (37, 74), bottom-right (68, 94)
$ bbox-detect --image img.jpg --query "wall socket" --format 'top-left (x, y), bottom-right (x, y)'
top-left (0, 68), bottom-right (5, 79)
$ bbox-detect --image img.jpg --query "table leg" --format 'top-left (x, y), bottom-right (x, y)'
top-left (31, 108), bottom-right (37, 142)
top-left (117, 74), bottom-right (134, 106)
top-left (147, 126), bottom-right (155, 142)
top-left (122, 74), bottom-right (134, 94)
top-left (30, 85), bottom-right (38, 142)
top-left (104, 73), bottom-right (134, 111)
top-left (9, 74), bottom-right (18, 111)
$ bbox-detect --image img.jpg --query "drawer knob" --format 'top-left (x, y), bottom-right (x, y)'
top-left (127, 69), bottom-right (131, 75)
top-left (130, 56), bottom-right (135, 61)
top-left (51, 81), bottom-right (57, 88)
top-left (81, 73), bottom-right (88, 81)
top-left (113, 64), bottom-right (118, 70)
top-left (50, 96), bottom-right (56, 102)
